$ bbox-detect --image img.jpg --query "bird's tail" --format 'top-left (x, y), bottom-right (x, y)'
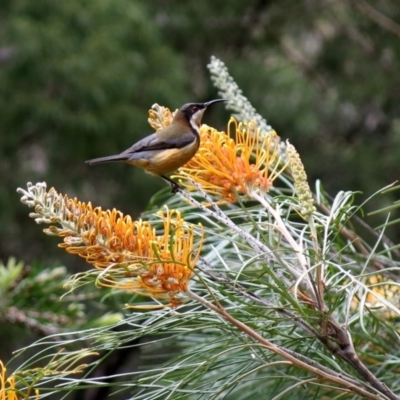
top-left (85, 154), bottom-right (129, 165)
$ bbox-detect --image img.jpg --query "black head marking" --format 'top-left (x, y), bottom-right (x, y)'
top-left (179, 99), bottom-right (227, 120)
top-left (180, 103), bottom-right (206, 120)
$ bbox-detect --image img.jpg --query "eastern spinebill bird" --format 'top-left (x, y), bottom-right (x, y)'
top-left (86, 99), bottom-right (226, 192)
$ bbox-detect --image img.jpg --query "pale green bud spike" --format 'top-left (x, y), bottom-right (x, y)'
top-left (287, 141), bottom-right (316, 218)
top-left (208, 55), bottom-right (288, 161)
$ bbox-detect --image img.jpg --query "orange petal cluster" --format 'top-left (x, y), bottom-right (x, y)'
top-left (19, 184), bottom-right (203, 307)
top-left (53, 204), bottom-right (158, 268)
top-left (98, 208), bottom-right (203, 307)
top-left (176, 118), bottom-right (282, 202)
top-left (58, 201), bottom-right (203, 306)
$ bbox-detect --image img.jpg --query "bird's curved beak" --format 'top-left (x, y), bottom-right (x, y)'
top-left (204, 99), bottom-right (228, 108)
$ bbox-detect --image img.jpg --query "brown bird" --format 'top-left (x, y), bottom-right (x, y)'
top-left (86, 99), bottom-right (226, 192)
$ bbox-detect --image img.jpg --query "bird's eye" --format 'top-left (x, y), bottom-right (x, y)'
top-left (192, 106), bottom-right (199, 112)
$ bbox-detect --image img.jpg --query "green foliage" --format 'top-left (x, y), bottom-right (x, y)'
top-left (0, 257), bottom-right (123, 335)
top-left (0, 0), bottom-right (187, 260)
top-left (12, 72), bottom-right (400, 397)
top-left (14, 175), bottom-right (400, 399)
top-left (2, 1), bottom-right (400, 398)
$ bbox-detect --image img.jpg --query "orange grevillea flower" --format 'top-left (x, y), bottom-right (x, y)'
top-left (99, 207), bottom-right (203, 308)
top-left (0, 361), bottom-right (39, 400)
top-left (148, 104), bottom-right (283, 202)
top-left (18, 183), bottom-right (203, 308)
top-left (176, 118), bottom-right (282, 202)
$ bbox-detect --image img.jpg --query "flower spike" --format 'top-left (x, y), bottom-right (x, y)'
top-left (18, 183), bottom-right (203, 308)
top-left (176, 118), bottom-right (283, 203)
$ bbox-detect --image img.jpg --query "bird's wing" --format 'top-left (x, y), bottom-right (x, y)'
top-left (86, 132), bottom-right (196, 165)
top-left (121, 132), bottom-right (195, 155)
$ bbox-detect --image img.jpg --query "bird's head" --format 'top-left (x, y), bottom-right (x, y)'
top-left (175, 99), bottom-right (227, 131)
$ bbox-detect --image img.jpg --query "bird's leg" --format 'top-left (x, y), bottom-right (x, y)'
top-left (161, 175), bottom-right (181, 193)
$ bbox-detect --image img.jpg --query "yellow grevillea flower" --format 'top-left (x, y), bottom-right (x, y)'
top-left (149, 104), bottom-right (283, 202)
top-left (148, 103), bottom-right (176, 131)
top-left (99, 208), bottom-right (203, 308)
top-left (177, 119), bottom-right (282, 202)
top-left (352, 275), bottom-right (400, 319)
top-left (0, 361), bottom-right (39, 400)
top-left (18, 183), bottom-right (203, 308)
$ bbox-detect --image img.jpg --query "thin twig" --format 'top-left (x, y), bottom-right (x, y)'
top-left (197, 257), bottom-right (320, 337)
top-left (321, 317), bottom-right (399, 400)
top-left (352, 0), bottom-right (400, 39)
top-left (188, 290), bottom-right (385, 400)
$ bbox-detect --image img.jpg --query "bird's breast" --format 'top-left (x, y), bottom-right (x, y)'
top-left (125, 139), bottom-right (199, 175)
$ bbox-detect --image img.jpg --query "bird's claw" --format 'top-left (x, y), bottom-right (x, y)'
top-left (170, 182), bottom-right (181, 193)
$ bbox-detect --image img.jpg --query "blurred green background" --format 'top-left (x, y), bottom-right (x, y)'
top-left (1, 0), bottom-right (400, 388)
